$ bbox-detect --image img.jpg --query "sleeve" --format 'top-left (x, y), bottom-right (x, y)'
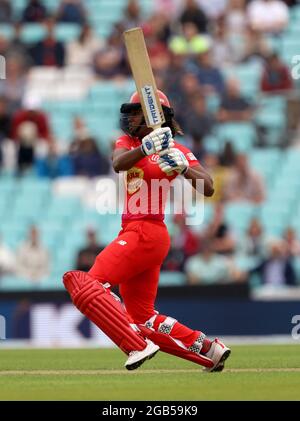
top-left (176, 144), bottom-right (200, 168)
top-left (114, 136), bottom-right (132, 151)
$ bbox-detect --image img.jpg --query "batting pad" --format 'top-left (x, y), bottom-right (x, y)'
top-left (63, 271), bottom-right (147, 354)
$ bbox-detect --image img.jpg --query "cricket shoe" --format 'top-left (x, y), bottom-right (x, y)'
top-left (203, 338), bottom-right (231, 372)
top-left (125, 339), bottom-right (160, 371)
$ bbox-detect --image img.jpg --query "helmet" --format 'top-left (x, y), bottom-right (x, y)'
top-left (120, 89), bottom-right (174, 137)
top-left (129, 90), bottom-right (171, 108)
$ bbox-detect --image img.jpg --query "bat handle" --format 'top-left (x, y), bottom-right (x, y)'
top-left (151, 124), bottom-right (162, 131)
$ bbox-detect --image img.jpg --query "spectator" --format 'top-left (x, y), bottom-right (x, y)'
top-left (66, 24), bottom-right (103, 67)
top-left (185, 240), bottom-right (237, 285)
top-left (30, 18), bottom-right (65, 67)
top-left (0, 236), bottom-right (15, 276)
top-left (251, 240), bottom-right (296, 286)
top-left (142, 12), bottom-right (172, 45)
top-left (223, 153), bottom-right (265, 203)
top-left (241, 27), bottom-right (272, 63)
top-left (226, 0), bottom-right (247, 34)
top-left (169, 22), bottom-right (211, 56)
top-left (0, 96), bottom-right (11, 166)
top-left (247, 0), bottom-right (289, 34)
top-left (218, 79), bottom-right (254, 122)
top-left (56, 0), bottom-right (86, 25)
top-left (71, 137), bottom-right (110, 177)
top-left (0, 34), bottom-right (9, 57)
top-left (76, 228), bottom-right (105, 272)
top-left (189, 134), bottom-right (206, 162)
top-left (21, 0), bottom-right (47, 23)
top-left (0, 0), bottom-right (12, 23)
top-left (161, 246), bottom-right (186, 272)
top-left (8, 23), bottom-right (32, 66)
top-left (11, 95), bottom-right (51, 141)
top-left (0, 55), bottom-right (27, 111)
top-left (203, 153), bottom-right (229, 202)
top-left (198, 0), bottom-right (228, 20)
top-left (166, 71), bottom-right (202, 116)
top-left (187, 50), bottom-right (225, 95)
top-left (205, 202), bottom-right (236, 255)
top-left (283, 227), bottom-right (300, 257)
top-left (173, 213), bottom-right (200, 257)
top-left (211, 20), bottom-right (235, 66)
top-left (219, 141), bottom-right (236, 167)
top-left (93, 46), bottom-right (127, 80)
top-left (239, 218), bottom-right (269, 259)
top-left (35, 142), bottom-right (74, 178)
top-left (260, 52), bottom-right (293, 93)
top-left (16, 121), bottom-right (38, 174)
top-left (70, 115), bottom-right (90, 143)
top-left (16, 226), bottom-right (50, 282)
top-left (154, 0), bottom-right (182, 18)
top-left (0, 96), bottom-right (11, 142)
top-left (180, 0), bottom-right (208, 33)
top-left (140, 16), bottom-right (171, 75)
top-left (180, 94), bottom-right (214, 139)
top-left (120, 0), bottom-right (142, 30)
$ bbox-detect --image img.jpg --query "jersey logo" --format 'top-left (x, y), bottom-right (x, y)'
top-left (148, 154), bottom-right (160, 164)
top-left (117, 240), bottom-right (127, 246)
top-left (125, 167), bottom-right (144, 194)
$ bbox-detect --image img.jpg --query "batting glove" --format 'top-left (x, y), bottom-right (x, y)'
top-left (141, 127), bottom-right (174, 156)
top-left (158, 148), bottom-right (189, 175)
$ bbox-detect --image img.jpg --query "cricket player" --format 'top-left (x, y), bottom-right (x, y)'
top-left (63, 90), bottom-right (231, 372)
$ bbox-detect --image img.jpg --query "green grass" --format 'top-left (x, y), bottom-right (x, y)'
top-left (0, 345), bottom-right (300, 400)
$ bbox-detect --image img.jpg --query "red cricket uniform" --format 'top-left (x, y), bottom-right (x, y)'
top-left (89, 134), bottom-right (199, 326)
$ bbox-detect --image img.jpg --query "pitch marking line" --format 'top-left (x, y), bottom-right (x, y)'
top-left (0, 368), bottom-right (300, 376)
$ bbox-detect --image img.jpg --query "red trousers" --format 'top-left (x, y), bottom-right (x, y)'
top-left (89, 220), bottom-right (170, 324)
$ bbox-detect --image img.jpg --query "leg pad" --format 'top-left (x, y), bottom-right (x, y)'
top-left (63, 270), bottom-right (147, 354)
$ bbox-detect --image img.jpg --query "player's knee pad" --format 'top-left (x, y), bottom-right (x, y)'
top-left (63, 270), bottom-right (147, 354)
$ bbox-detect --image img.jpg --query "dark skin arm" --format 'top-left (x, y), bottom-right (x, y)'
top-left (112, 147), bottom-right (144, 172)
top-left (183, 164), bottom-right (214, 197)
top-left (112, 148), bottom-right (214, 197)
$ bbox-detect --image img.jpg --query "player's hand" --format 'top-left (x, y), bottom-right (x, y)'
top-left (141, 127), bottom-right (174, 156)
top-left (158, 148), bottom-right (189, 175)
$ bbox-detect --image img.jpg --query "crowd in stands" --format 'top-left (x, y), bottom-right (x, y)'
top-left (0, 0), bottom-right (300, 290)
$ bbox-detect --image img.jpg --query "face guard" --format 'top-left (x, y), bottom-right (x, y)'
top-left (120, 102), bottom-right (175, 137)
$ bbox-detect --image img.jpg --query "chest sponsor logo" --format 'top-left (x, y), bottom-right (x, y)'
top-left (148, 154), bottom-right (160, 164)
top-left (126, 167), bottom-right (144, 194)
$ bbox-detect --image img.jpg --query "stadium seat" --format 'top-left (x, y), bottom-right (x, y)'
top-left (216, 122), bottom-right (257, 152)
top-left (225, 203), bottom-right (257, 233)
top-left (55, 24), bottom-right (81, 42)
top-left (21, 24), bottom-right (46, 43)
top-left (159, 271), bottom-right (186, 286)
top-left (11, 0), bottom-right (27, 19)
top-left (0, 24), bottom-right (14, 40)
top-left (223, 63), bottom-right (262, 98)
top-left (206, 94), bottom-right (220, 113)
top-left (0, 276), bottom-right (36, 292)
top-left (203, 135), bottom-right (221, 154)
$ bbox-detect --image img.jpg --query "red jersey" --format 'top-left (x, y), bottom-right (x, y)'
top-left (114, 134), bottom-right (199, 222)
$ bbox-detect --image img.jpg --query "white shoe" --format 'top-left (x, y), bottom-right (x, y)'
top-left (203, 338), bottom-right (231, 372)
top-left (125, 339), bottom-right (160, 371)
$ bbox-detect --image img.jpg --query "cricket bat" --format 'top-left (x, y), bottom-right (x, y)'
top-left (123, 27), bottom-right (165, 131)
